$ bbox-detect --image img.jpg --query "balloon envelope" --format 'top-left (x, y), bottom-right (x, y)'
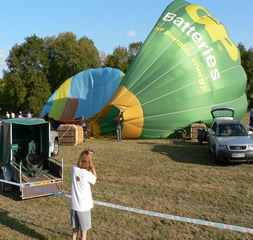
top-left (91, 0), bottom-right (247, 139)
top-left (40, 68), bottom-right (124, 123)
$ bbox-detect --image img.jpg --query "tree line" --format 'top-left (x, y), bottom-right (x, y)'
top-left (0, 32), bottom-right (142, 116)
top-left (0, 32), bottom-right (252, 117)
top-left (238, 43), bottom-right (253, 108)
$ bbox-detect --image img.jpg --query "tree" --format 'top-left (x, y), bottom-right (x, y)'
top-left (104, 42), bottom-right (143, 73)
top-left (104, 46), bottom-right (129, 72)
top-left (99, 50), bottom-right (107, 67)
top-left (238, 43), bottom-right (253, 108)
top-left (79, 36), bottom-right (101, 68)
top-left (2, 35), bottom-right (51, 116)
top-left (47, 32), bottom-right (101, 92)
top-left (0, 78), bottom-right (9, 113)
top-left (128, 41), bottom-right (143, 64)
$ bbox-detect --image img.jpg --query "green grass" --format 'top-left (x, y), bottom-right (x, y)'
top-left (0, 113), bottom-right (253, 239)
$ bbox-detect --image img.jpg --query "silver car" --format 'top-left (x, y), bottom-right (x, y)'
top-left (208, 107), bottom-right (253, 163)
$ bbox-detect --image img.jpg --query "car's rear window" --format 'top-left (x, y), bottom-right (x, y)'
top-left (218, 124), bottom-right (247, 136)
top-left (212, 109), bottom-right (234, 118)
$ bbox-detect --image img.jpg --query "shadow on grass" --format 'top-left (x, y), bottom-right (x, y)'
top-left (0, 185), bottom-right (22, 201)
top-left (23, 220), bottom-right (71, 238)
top-left (0, 189), bottom-right (71, 238)
top-left (0, 206), bottom-right (71, 238)
top-left (0, 208), bottom-right (47, 239)
top-left (154, 144), bottom-right (214, 166)
top-left (139, 140), bottom-right (246, 167)
top-left (138, 140), bottom-right (214, 165)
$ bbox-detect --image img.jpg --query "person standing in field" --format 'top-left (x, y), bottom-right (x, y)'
top-left (27, 111), bottom-right (32, 118)
top-left (80, 115), bottom-right (88, 139)
top-left (247, 108), bottom-right (253, 132)
top-left (115, 110), bottom-right (123, 142)
top-left (6, 111), bottom-right (10, 118)
top-left (71, 150), bottom-right (97, 240)
top-left (18, 111), bottom-right (23, 118)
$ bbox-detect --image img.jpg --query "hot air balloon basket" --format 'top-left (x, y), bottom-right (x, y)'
top-left (190, 123), bottom-right (207, 142)
top-left (58, 124), bottom-right (83, 146)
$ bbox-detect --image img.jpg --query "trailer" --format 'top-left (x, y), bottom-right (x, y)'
top-left (0, 118), bottom-right (63, 199)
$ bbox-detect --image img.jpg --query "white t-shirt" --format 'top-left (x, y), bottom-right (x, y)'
top-left (71, 165), bottom-right (96, 211)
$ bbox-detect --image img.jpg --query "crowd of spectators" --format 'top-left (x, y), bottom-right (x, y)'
top-left (5, 110), bottom-right (32, 119)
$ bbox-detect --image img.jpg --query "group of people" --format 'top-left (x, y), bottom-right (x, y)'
top-left (6, 110), bottom-right (32, 119)
top-left (6, 111), bottom-right (16, 119)
top-left (80, 110), bottom-right (124, 142)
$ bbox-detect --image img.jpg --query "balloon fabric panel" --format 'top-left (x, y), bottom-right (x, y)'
top-left (40, 68), bottom-right (123, 123)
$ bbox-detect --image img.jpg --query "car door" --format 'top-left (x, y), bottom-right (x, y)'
top-left (209, 122), bottom-right (217, 152)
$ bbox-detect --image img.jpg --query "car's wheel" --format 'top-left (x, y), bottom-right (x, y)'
top-left (213, 145), bottom-right (219, 163)
top-left (51, 140), bottom-right (59, 156)
top-left (0, 169), bottom-right (5, 192)
top-left (207, 140), bottom-right (212, 153)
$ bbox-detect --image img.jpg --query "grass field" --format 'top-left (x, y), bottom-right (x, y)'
top-left (0, 113), bottom-right (252, 240)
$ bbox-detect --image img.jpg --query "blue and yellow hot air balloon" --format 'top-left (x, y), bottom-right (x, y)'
top-left (40, 67), bottom-right (124, 123)
top-left (90, 0), bottom-right (247, 139)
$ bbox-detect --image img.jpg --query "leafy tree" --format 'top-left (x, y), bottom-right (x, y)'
top-left (104, 42), bottom-right (143, 73)
top-left (79, 36), bottom-right (101, 68)
top-left (104, 54), bottom-right (116, 68)
top-left (47, 32), bottom-right (101, 92)
top-left (0, 78), bottom-right (9, 113)
top-left (113, 46), bottom-right (129, 72)
top-left (128, 41), bottom-right (143, 64)
top-left (104, 46), bottom-right (129, 72)
top-left (2, 35), bottom-right (51, 116)
top-left (238, 43), bottom-right (253, 108)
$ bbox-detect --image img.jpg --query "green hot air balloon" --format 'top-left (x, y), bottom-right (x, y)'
top-left (90, 0), bottom-right (247, 139)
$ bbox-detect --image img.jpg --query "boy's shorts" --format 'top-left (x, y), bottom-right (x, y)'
top-left (71, 209), bottom-right (91, 231)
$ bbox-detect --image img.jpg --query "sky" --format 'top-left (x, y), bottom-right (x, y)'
top-left (0, 0), bottom-right (253, 78)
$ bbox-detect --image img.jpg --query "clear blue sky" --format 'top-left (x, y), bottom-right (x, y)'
top-left (0, 0), bottom-right (252, 77)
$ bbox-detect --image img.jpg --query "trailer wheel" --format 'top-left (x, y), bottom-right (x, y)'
top-left (51, 140), bottom-right (59, 156)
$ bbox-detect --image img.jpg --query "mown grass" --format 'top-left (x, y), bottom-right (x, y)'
top-left (0, 113), bottom-right (252, 240)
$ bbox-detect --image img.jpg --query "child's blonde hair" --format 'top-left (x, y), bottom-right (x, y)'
top-left (77, 150), bottom-right (93, 169)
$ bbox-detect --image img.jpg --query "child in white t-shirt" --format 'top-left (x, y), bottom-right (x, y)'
top-left (71, 150), bottom-right (97, 240)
